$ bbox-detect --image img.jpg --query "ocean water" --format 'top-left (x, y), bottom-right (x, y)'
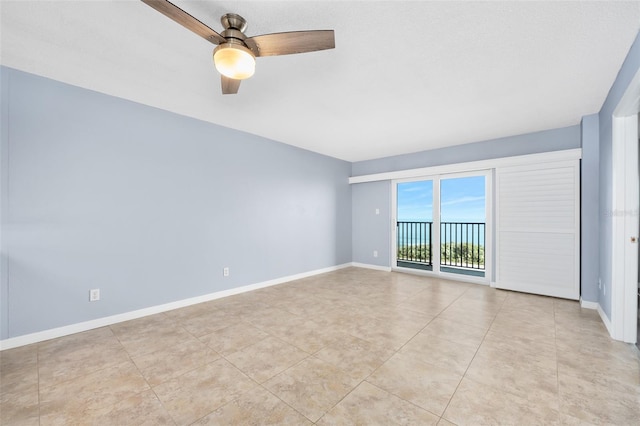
top-left (397, 221), bottom-right (485, 246)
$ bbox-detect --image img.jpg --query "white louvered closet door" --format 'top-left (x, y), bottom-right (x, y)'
top-left (495, 160), bottom-right (580, 300)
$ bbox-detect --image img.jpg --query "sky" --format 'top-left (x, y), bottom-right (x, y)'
top-left (397, 176), bottom-right (485, 223)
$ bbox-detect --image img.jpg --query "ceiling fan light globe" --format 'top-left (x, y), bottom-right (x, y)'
top-left (213, 44), bottom-right (255, 80)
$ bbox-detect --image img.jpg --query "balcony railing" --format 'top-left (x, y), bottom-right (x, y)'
top-left (397, 221), bottom-right (485, 271)
top-left (397, 221), bottom-right (433, 266)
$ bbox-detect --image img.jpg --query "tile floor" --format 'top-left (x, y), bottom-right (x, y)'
top-left (1, 267), bottom-right (640, 425)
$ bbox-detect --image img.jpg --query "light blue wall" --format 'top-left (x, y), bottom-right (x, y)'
top-left (1, 67), bottom-right (9, 340)
top-left (352, 181), bottom-right (391, 268)
top-left (597, 31), bottom-right (640, 319)
top-left (581, 114), bottom-right (600, 303)
top-left (352, 125), bottom-right (581, 176)
top-left (0, 67), bottom-right (352, 339)
top-left (351, 126), bottom-right (581, 271)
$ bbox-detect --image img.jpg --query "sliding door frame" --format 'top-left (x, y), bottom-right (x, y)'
top-left (391, 170), bottom-right (492, 285)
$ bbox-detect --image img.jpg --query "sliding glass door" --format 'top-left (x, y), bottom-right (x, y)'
top-left (393, 171), bottom-right (490, 281)
top-left (440, 175), bottom-right (486, 278)
top-left (396, 180), bottom-right (434, 271)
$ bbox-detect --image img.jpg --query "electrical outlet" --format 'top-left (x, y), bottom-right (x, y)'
top-left (89, 289), bottom-right (100, 302)
top-left (223, 267), bottom-right (229, 277)
top-left (598, 278), bottom-right (602, 290)
top-left (373, 250), bottom-right (378, 258)
top-left (375, 208), bottom-right (380, 215)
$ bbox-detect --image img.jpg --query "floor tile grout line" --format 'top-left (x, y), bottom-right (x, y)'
top-left (9, 268), bottom-right (638, 424)
top-left (259, 381), bottom-right (313, 424)
top-left (366, 380), bottom-right (443, 419)
top-left (36, 327), bottom-right (133, 391)
top-left (110, 325), bottom-right (178, 426)
top-left (37, 342), bottom-right (41, 426)
top-left (553, 300), bottom-right (564, 421)
top-left (437, 289), bottom-right (509, 421)
top-left (315, 283), bottom-right (488, 422)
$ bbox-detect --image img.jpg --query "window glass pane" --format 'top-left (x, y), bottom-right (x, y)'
top-left (397, 180), bottom-right (433, 222)
top-left (440, 176), bottom-right (485, 222)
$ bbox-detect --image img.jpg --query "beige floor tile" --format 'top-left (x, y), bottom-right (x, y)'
top-left (109, 312), bottom-right (174, 335)
top-left (163, 299), bottom-right (224, 321)
top-left (365, 304), bottom-right (435, 327)
top-left (367, 353), bottom-right (463, 416)
top-left (437, 304), bottom-right (496, 330)
top-left (446, 298), bottom-right (503, 316)
top-left (178, 309), bottom-right (242, 337)
top-left (271, 295), bottom-right (335, 318)
top-left (3, 268), bottom-right (639, 425)
top-left (399, 334), bottom-right (478, 375)
top-left (0, 382), bottom-right (39, 426)
top-left (557, 348), bottom-right (640, 390)
top-left (112, 319), bottom-right (194, 358)
top-left (347, 317), bottom-right (424, 351)
top-left (39, 360), bottom-right (150, 425)
top-left (554, 302), bottom-right (602, 323)
top-left (93, 389), bottom-right (173, 425)
top-left (556, 328), bottom-right (639, 366)
top-left (1, 345), bottom-right (39, 400)
top-left (0, 344), bottom-right (38, 385)
top-left (131, 337), bottom-right (219, 386)
top-left (419, 317), bottom-right (487, 348)
top-left (437, 418), bottom-right (457, 426)
top-left (488, 316), bottom-right (556, 343)
top-left (493, 305), bottom-right (555, 327)
top-left (226, 336), bottom-right (309, 383)
top-left (260, 317), bottom-right (350, 354)
top-left (318, 381), bottom-right (439, 425)
top-left (38, 327), bottom-right (131, 388)
top-left (153, 358), bottom-right (256, 425)
top-left (443, 377), bottom-right (559, 425)
top-left (264, 357), bottom-right (359, 422)
top-left (501, 292), bottom-right (555, 313)
top-left (397, 293), bottom-right (459, 316)
top-left (459, 285), bottom-right (508, 303)
top-left (243, 306), bottom-right (303, 331)
top-left (464, 352), bottom-right (559, 408)
top-left (558, 412), bottom-right (599, 426)
top-left (198, 321), bottom-right (270, 355)
top-left (314, 334), bottom-right (395, 380)
top-left (37, 326), bottom-right (115, 358)
top-left (1, 346), bottom-right (39, 425)
top-left (193, 386), bottom-right (311, 425)
top-left (479, 330), bottom-right (557, 371)
top-left (558, 369), bottom-right (640, 425)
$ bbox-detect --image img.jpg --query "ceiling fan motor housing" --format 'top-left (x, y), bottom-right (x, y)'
top-left (221, 13), bottom-right (248, 32)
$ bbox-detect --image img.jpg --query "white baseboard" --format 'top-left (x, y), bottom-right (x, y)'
top-left (580, 299), bottom-right (599, 310)
top-left (597, 303), bottom-right (613, 336)
top-left (578, 300), bottom-right (613, 336)
top-left (0, 263), bottom-right (352, 351)
top-left (351, 262), bottom-right (392, 272)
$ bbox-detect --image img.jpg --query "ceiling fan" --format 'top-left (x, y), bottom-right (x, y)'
top-left (141, 0), bottom-right (335, 94)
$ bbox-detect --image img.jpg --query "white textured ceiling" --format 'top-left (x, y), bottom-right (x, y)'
top-left (2, 1), bottom-right (640, 162)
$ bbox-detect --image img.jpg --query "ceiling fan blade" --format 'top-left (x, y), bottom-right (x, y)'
top-left (141, 0), bottom-right (226, 45)
top-left (221, 76), bottom-right (241, 95)
top-left (245, 30), bottom-right (335, 57)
